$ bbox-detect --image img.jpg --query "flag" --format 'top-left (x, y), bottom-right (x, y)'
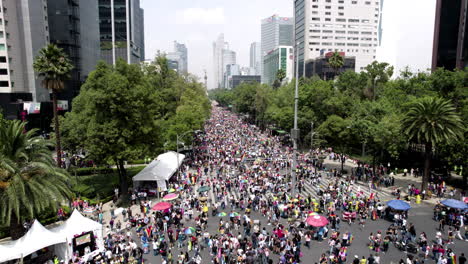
top-left (451, 255), bottom-right (456, 264)
top-left (145, 226), bottom-right (152, 238)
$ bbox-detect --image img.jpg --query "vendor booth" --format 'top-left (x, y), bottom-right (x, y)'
top-left (50, 209), bottom-right (104, 262)
top-left (0, 220), bottom-right (65, 263)
top-left (0, 210), bottom-right (103, 264)
top-left (132, 151), bottom-right (185, 194)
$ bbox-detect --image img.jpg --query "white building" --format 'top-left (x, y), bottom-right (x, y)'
top-left (261, 15), bottom-right (294, 82)
top-left (249, 42), bottom-right (261, 75)
top-left (212, 34), bottom-right (226, 89)
top-left (222, 50), bottom-right (236, 88)
top-left (294, 0), bottom-right (380, 75)
top-left (263, 46), bottom-right (294, 86)
top-left (376, 0), bottom-right (436, 76)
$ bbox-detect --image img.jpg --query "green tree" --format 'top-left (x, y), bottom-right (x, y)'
top-left (0, 120), bottom-right (72, 239)
top-left (402, 97), bottom-right (465, 191)
top-left (33, 44), bottom-right (74, 167)
top-left (316, 115), bottom-right (351, 172)
top-left (363, 61), bottom-right (394, 101)
top-left (273, 69), bottom-right (287, 88)
top-left (62, 60), bottom-right (160, 198)
top-left (254, 84), bottom-right (271, 129)
top-left (328, 51), bottom-right (344, 79)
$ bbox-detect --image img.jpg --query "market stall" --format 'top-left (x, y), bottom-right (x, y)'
top-left (132, 151), bottom-right (185, 194)
top-left (0, 220), bottom-right (66, 263)
top-left (50, 209), bottom-right (104, 262)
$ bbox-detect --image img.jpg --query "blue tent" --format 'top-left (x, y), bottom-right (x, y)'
top-left (441, 199), bottom-right (468, 210)
top-left (387, 200), bottom-right (411, 211)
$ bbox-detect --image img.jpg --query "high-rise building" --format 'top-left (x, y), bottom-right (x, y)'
top-left (47, 0), bottom-right (101, 104)
top-left (263, 46), bottom-right (294, 86)
top-left (376, 0), bottom-right (436, 76)
top-left (222, 50), bottom-right (236, 88)
top-left (224, 64), bottom-right (239, 89)
top-left (174, 41), bottom-right (188, 74)
top-left (0, 0), bottom-right (50, 110)
top-left (261, 15), bottom-right (294, 82)
top-left (212, 34), bottom-right (225, 89)
top-left (167, 41), bottom-right (188, 74)
top-left (294, 0), bottom-right (380, 76)
top-left (212, 34), bottom-right (237, 89)
top-left (432, 0), bottom-right (468, 71)
top-left (250, 42), bottom-right (261, 75)
top-left (98, 0), bottom-right (145, 64)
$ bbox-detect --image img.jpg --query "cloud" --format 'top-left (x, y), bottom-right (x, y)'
top-left (176, 7), bottom-right (225, 25)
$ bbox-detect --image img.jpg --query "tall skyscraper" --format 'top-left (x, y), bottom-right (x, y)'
top-left (47, 0), bottom-right (101, 104)
top-left (0, 0), bottom-right (50, 108)
top-left (212, 34), bottom-right (225, 89)
top-left (98, 0), bottom-right (145, 64)
top-left (261, 15), bottom-right (294, 81)
top-left (212, 34), bottom-right (237, 89)
top-left (376, 0), bottom-right (436, 76)
top-left (250, 42), bottom-right (261, 75)
top-left (294, 0), bottom-right (380, 76)
top-left (432, 0), bottom-right (468, 71)
top-left (174, 41), bottom-right (188, 74)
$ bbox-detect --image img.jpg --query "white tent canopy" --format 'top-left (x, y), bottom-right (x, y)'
top-left (0, 220), bottom-right (66, 262)
top-left (50, 210), bottom-right (104, 261)
top-left (132, 151), bottom-right (185, 182)
top-left (0, 210), bottom-right (103, 263)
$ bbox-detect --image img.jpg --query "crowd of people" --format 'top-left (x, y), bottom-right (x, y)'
top-left (69, 105), bottom-right (467, 264)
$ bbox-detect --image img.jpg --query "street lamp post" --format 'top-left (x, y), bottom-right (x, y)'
top-left (310, 122), bottom-right (314, 151)
top-left (291, 42), bottom-right (300, 197)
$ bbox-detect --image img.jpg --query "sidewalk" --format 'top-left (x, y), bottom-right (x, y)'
top-left (322, 158), bottom-right (462, 206)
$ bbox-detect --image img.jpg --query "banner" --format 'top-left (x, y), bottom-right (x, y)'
top-left (57, 100), bottom-right (69, 111)
top-left (157, 180), bottom-right (167, 191)
top-left (23, 102), bottom-right (41, 114)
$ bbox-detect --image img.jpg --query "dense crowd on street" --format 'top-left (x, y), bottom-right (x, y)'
top-left (71, 105), bottom-right (467, 264)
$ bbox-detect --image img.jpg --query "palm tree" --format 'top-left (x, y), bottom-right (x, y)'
top-left (328, 52), bottom-right (344, 79)
top-left (402, 97), bottom-right (465, 192)
top-left (0, 120), bottom-right (72, 239)
top-left (33, 44), bottom-right (74, 167)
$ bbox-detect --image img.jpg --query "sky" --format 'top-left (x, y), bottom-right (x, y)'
top-left (140, 0), bottom-right (293, 88)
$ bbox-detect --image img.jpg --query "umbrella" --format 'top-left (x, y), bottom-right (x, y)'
top-left (387, 200), bottom-right (412, 211)
top-left (163, 193), bottom-right (179, 201)
top-left (198, 186), bottom-right (210, 193)
top-left (306, 215), bottom-right (329, 227)
top-left (184, 227), bottom-right (196, 235)
top-left (198, 196), bottom-right (208, 201)
top-left (218, 212), bottom-right (227, 217)
top-left (308, 212), bottom-right (318, 216)
top-left (229, 212), bottom-right (239, 217)
top-left (168, 188), bottom-right (176, 193)
top-left (441, 199), bottom-right (468, 210)
top-left (152, 202), bottom-right (172, 211)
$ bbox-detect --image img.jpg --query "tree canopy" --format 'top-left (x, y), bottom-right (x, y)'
top-left (210, 63), bottom-right (467, 185)
top-left (61, 58), bottom-right (211, 195)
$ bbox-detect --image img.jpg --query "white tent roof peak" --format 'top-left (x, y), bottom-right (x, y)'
top-left (132, 151), bottom-right (185, 182)
top-left (0, 220), bottom-right (66, 262)
top-left (50, 209), bottom-right (102, 237)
